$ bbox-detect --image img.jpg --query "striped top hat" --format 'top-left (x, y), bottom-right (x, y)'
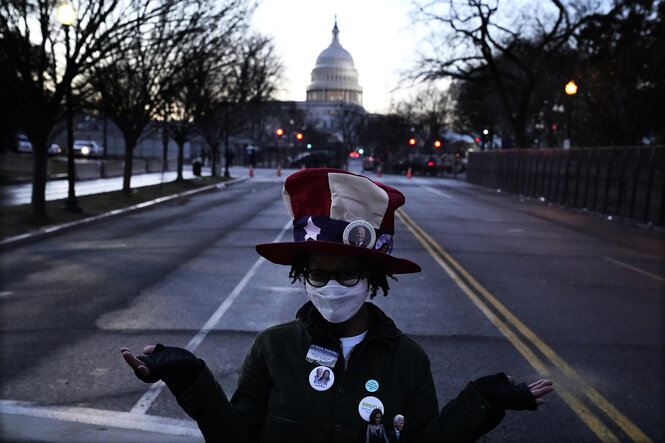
top-left (255, 168), bottom-right (421, 274)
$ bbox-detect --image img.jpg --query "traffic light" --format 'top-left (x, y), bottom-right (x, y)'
top-left (296, 132), bottom-right (303, 140)
top-left (475, 137), bottom-right (480, 143)
top-left (306, 144), bottom-right (312, 149)
top-left (434, 140), bottom-right (441, 148)
top-left (551, 124), bottom-right (557, 130)
top-left (276, 128), bottom-right (284, 136)
top-left (409, 138), bottom-right (416, 146)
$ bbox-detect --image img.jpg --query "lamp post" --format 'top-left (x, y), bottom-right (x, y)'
top-left (58, 2), bottom-right (80, 212)
top-left (564, 80), bottom-right (578, 149)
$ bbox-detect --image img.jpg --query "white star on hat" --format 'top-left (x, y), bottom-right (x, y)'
top-left (304, 217), bottom-right (321, 241)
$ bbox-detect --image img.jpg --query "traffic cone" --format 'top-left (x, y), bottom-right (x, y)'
top-left (377, 165), bottom-right (382, 178)
top-left (277, 166), bottom-right (281, 177)
top-left (406, 166), bottom-right (412, 178)
top-left (249, 166), bottom-right (254, 177)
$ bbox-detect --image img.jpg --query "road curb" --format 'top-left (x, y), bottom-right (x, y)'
top-left (0, 177), bottom-right (249, 251)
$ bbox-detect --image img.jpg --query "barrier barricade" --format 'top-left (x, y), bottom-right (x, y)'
top-left (467, 146), bottom-right (665, 226)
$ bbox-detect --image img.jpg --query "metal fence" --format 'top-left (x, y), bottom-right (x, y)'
top-left (467, 146), bottom-right (665, 226)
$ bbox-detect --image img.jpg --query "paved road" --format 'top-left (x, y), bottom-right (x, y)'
top-left (1, 162), bottom-right (663, 442)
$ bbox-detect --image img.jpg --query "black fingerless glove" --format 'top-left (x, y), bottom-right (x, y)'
top-left (472, 372), bottom-right (537, 411)
top-left (135, 344), bottom-right (204, 397)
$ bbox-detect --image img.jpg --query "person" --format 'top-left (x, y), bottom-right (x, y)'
top-left (366, 409), bottom-right (390, 443)
top-left (388, 414), bottom-right (405, 442)
top-left (319, 369), bottom-right (331, 385)
top-left (353, 226), bottom-right (367, 247)
top-left (121, 168), bottom-right (553, 442)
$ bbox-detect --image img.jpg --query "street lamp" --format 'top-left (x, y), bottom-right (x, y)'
top-left (58, 2), bottom-right (80, 212)
top-left (564, 80), bottom-right (577, 149)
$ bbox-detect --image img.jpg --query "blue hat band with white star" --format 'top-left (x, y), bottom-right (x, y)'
top-left (293, 215), bottom-right (393, 254)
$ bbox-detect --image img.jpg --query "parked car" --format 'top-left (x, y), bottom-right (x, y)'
top-left (393, 154), bottom-right (440, 176)
top-left (362, 155), bottom-right (380, 171)
top-left (16, 134), bottom-right (32, 153)
top-left (48, 143), bottom-right (63, 156)
top-left (287, 150), bottom-right (339, 169)
top-left (72, 140), bottom-right (104, 157)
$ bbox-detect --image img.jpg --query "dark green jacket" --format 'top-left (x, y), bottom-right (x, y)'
top-left (178, 302), bottom-right (503, 442)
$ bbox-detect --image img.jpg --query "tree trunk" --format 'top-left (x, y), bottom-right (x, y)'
top-left (176, 139), bottom-right (185, 181)
top-left (121, 133), bottom-right (139, 195)
top-left (211, 144), bottom-right (219, 177)
top-left (162, 124), bottom-right (169, 173)
top-left (122, 148), bottom-right (133, 195)
top-left (30, 143), bottom-right (50, 221)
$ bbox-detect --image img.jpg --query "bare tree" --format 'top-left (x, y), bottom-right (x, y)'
top-left (166, 0), bottom-right (254, 181)
top-left (0, 0), bottom-right (166, 220)
top-left (197, 33), bottom-right (282, 177)
top-left (410, 0), bottom-right (585, 148)
top-left (333, 103), bottom-right (366, 165)
top-left (85, 0), bottom-right (200, 194)
top-left (396, 86), bottom-right (451, 149)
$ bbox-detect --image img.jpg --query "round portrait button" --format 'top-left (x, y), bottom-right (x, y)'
top-left (309, 366), bottom-right (334, 391)
top-left (343, 220), bottom-right (376, 249)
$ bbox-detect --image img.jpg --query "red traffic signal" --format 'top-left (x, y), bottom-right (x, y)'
top-left (409, 138), bottom-right (416, 146)
top-left (276, 128), bottom-right (284, 136)
top-left (551, 124), bottom-right (557, 130)
top-left (434, 140), bottom-right (441, 148)
top-left (475, 137), bottom-right (480, 143)
top-left (296, 132), bottom-right (303, 140)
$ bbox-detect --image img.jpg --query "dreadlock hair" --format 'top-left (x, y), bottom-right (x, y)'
top-left (288, 253), bottom-right (396, 299)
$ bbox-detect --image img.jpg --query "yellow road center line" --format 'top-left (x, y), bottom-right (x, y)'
top-left (397, 209), bottom-right (650, 442)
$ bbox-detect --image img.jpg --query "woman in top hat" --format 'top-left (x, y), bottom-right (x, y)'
top-left (121, 168), bottom-right (553, 442)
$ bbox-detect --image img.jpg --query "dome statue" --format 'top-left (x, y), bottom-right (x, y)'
top-left (306, 20), bottom-right (363, 106)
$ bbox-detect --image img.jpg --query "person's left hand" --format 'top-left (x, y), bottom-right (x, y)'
top-left (524, 377), bottom-right (554, 407)
top-left (473, 373), bottom-right (553, 411)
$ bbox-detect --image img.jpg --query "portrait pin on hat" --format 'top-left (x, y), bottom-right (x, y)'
top-left (255, 168), bottom-right (421, 274)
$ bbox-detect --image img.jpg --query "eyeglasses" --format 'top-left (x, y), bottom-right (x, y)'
top-left (304, 268), bottom-right (364, 288)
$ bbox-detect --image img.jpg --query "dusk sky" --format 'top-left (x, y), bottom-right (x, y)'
top-left (253, 0), bottom-right (428, 114)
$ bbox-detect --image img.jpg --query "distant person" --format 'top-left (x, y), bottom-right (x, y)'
top-left (366, 409), bottom-right (390, 443)
top-left (121, 168), bottom-right (553, 442)
top-left (388, 414), bottom-right (405, 442)
top-left (249, 150), bottom-right (257, 168)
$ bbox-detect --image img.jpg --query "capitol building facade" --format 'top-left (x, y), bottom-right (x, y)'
top-left (293, 20), bottom-right (366, 138)
top-left (306, 21), bottom-right (363, 106)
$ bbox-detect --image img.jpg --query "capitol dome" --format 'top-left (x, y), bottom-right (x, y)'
top-left (306, 21), bottom-right (363, 106)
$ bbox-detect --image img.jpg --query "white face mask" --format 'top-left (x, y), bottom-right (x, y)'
top-left (305, 278), bottom-right (369, 323)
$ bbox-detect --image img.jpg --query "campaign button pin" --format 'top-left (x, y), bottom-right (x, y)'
top-left (358, 396), bottom-right (384, 422)
top-left (309, 366), bottom-right (334, 392)
top-left (365, 379), bottom-right (379, 393)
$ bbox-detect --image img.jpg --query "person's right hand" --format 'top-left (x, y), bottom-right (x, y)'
top-left (120, 344), bottom-right (203, 396)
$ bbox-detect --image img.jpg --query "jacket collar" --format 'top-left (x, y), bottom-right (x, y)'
top-left (296, 301), bottom-right (402, 343)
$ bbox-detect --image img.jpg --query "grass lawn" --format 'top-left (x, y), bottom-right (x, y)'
top-left (1, 176), bottom-right (229, 240)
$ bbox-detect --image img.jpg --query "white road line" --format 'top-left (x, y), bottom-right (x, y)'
top-left (423, 185), bottom-right (453, 199)
top-left (603, 256), bottom-right (665, 283)
top-left (130, 220), bottom-right (293, 415)
top-left (0, 400), bottom-right (200, 437)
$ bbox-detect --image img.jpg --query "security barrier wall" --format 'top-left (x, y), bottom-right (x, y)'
top-left (467, 147), bottom-right (665, 226)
